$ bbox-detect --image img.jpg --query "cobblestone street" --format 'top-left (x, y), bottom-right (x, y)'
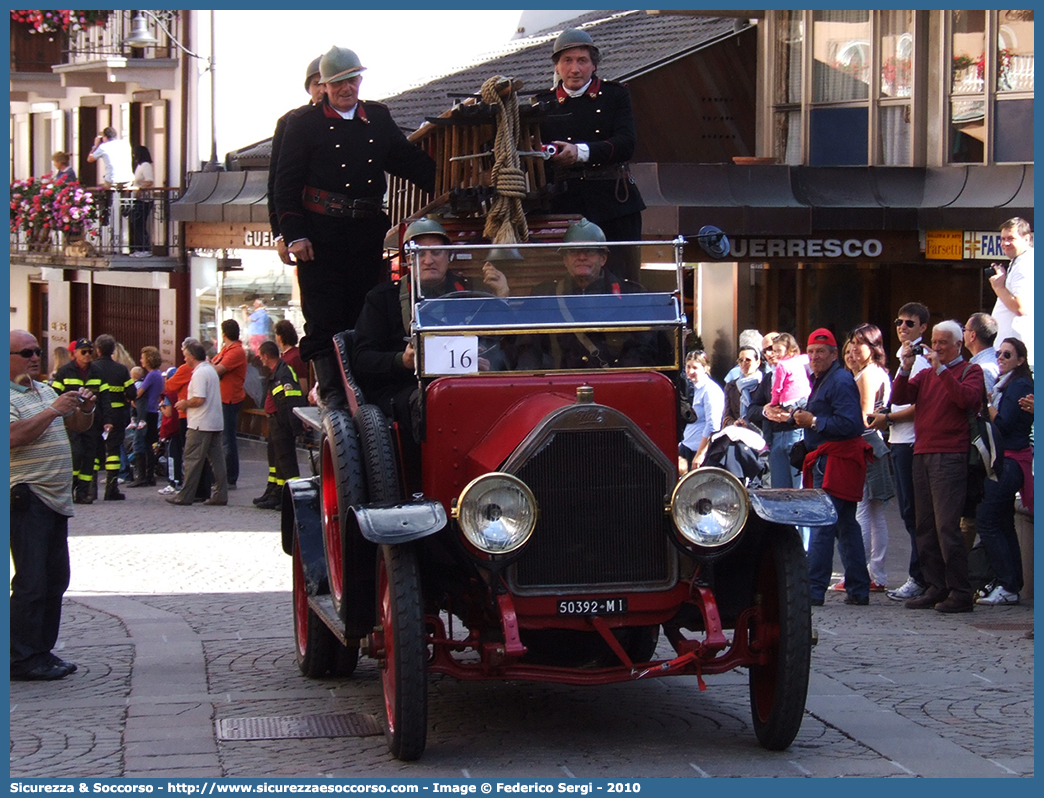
top-left (9, 439), bottom-right (1034, 778)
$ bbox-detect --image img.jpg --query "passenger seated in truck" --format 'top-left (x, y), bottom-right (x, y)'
top-left (519, 218), bottom-right (657, 370)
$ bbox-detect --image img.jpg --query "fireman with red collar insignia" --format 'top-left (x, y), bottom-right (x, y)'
top-left (274, 45), bottom-right (436, 409)
top-left (535, 27), bottom-right (647, 284)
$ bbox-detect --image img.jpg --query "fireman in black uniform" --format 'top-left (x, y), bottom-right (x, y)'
top-left (255, 341), bottom-right (307, 509)
top-left (274, 45), bottom-right (436, 408)
top-left (535, 27), bottom-right (647, 284)
top-left (51, 338), bottom-right (103, 504)
top-left (525, 218), bottom-right (656, 370)
top-left (353, 218), bottom-right (507, 490)
top-left (92, 334), bottom-right (134, 501)
top-left (268, 55), bottom-right (324, 267)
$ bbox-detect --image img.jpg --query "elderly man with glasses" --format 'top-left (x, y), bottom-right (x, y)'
top-left (10, 330), bottom-right (97, 680)
top-left (891, 320), bottom-right (985, 613)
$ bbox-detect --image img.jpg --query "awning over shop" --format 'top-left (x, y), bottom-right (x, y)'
top-left (634, 163), bottom-right (1033, 238)
top-left (170, 170), bottom-right (269, 224)
top-left (172, 163), bottom-right (1032, 239)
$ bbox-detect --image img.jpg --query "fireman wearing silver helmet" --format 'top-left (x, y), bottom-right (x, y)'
top-left (268, 54), bottom-right (325, 266)
top-left (536, 28), bottom-right (647, 284)
top-left (523, 218), bottom-right (656, 370)
top-left (274, 46), bottom-right (435, 408)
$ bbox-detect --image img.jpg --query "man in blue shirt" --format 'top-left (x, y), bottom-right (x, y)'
top-left (790, 328), bottom-right (871, 607)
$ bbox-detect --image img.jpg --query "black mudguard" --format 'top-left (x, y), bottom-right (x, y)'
top-left (350, 499), bottom-right (447, 545)
top-left (281, 476), bottom-right (328, 596)
top-left (748, 488), bottom-right (837, 528)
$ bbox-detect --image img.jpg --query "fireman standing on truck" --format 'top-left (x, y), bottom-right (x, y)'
top-left (536, 27), bottom-right (647, 284)
top-left (274, 45), bottom-right (436, 410)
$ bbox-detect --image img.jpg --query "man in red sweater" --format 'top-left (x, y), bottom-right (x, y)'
top-left (891, 319), bottom-right (985, 613)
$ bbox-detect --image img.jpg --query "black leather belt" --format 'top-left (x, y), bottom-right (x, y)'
top-left (560, 163), bottom-right (631, 181)
top-left (302, 186), bottom-right (382, 218)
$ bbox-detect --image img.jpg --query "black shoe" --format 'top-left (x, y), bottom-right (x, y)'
top-left (810, 597), bottom-right (825, 606)
top-left (44, 653), bottom-right (77, 674)
top-left (253, 487), bottom-right (276, 505)
top-left (103, 489), bottom-right (126, 501)
top-left (257, 494), bottom-right (282, 510)
top-left (844, 595), bottom-right (869, 606)
top-left (11, 661), bottom-right (70, 681)
top-left (73, 492), bottom-right (93, 505)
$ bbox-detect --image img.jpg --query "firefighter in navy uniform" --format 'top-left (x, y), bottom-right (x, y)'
top-left (50, 338), bottom-right (104, 504)
top-left (268, 55), bottom-right (324, 267)
top-left (525, 218), bottom-right (656, 370)
top-left (535, 27), bottom-right (647, 284)
top-left (255, 341), bottom-right (307, 510)
top-left (92, 334), bottom-right (135, 501)
top-left (274, 45), bottom-right (436, 409)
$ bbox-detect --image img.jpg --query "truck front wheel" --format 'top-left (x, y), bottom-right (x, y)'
top-left (748, 528), bottom-right (812, 750)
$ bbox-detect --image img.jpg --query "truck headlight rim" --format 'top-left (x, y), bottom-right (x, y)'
top-left (670, 466), bottom-right (749, 549)
top-left (453, 473), bottom-right (537, 554)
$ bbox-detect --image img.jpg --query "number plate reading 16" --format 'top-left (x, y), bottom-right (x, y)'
top-left (557, 598), bottom-right (628, 615)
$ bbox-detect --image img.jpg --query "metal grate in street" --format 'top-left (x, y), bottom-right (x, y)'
top-left (216, 713), bottom-right (382, 741)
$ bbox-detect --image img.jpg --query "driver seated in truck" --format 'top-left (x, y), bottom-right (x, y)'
top-left (353, 218), bottom-right (505, 476)
top-left (520, 218), bottom-right (656, 369)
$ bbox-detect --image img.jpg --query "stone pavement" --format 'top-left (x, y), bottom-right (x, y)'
top-left (9, 438), bottom-right (1035, 778)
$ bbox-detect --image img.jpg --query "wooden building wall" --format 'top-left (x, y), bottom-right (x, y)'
top-left (628, 26), bottom-right (757, 164)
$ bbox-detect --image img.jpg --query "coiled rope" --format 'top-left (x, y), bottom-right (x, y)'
top-left (480, 76), bottom-right (529, 245)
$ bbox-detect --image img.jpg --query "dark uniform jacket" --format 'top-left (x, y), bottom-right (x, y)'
top-left (353, 273), bottom-right (470, 407)
top-left (267, 359), bottom-right (307, 436)
top-left (267, 103), bottom-right (313, 239)
top-left (93, 356), bottom-right (134, 430)
top-left (51, 361), bottom-right (103, 398)
top-left (51, 361), bottom-right (103, 436)
top-left (525, 269), bottom-right (656, 369)
top-left (274, 100), bottom-right (435, 245)
top-left (535, 77), bottom-right (646, 223)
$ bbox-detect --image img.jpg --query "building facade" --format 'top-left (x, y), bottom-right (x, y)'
top-left (9, 9), bottom-right (205, 370)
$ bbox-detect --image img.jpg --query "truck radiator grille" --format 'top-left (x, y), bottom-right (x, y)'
top-left (509, 429), bottom-right (675, 591)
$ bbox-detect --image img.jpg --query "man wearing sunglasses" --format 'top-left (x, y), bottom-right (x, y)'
top-left (10, 330), bottom-right (97, 680)
top-left (869, 303), bottom-right (931, 603)
top-left (50, 337), bottom-right (103, 504)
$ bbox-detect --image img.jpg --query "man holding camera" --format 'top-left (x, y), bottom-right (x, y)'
top-left (989, 217), bottom-right (1033, 368)
top-left (869, 302), bottom-right (931, 602)
top-left (891, 321), bottom-right (985, 614)
top-left (11, 330), bottom-right (96, 680)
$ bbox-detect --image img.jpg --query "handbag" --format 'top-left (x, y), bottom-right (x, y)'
top-left (963, 364), bottom-right (999, 481)
top-left (788, 438), bottom-right (808, 471)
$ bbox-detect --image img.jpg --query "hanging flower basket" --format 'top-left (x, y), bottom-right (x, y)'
top-left (10, 10), bottom-right (108, 35)
top-left (11, 172), bottom-right (98, 248)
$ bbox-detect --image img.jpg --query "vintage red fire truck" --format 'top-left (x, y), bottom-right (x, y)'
top-left (281, 221), bottom-right (833, 761)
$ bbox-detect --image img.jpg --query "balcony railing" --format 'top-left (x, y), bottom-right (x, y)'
top-left (10, 187), bottom-right (182, 263)
top-left (64, 10), bottom-right (181, 63)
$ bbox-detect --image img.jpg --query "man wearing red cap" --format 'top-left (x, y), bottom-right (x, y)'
top-left (790, 327), bottom-right (872, 606)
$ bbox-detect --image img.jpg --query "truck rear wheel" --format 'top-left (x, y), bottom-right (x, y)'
top-left (377, 543), bottom-right (427, 761)
top-left (320, 409), bottom-right (365, 621)
top-left (293, 535), bottom-right (335, 678)
top-left (748, 528), bottom-right (811, 750)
